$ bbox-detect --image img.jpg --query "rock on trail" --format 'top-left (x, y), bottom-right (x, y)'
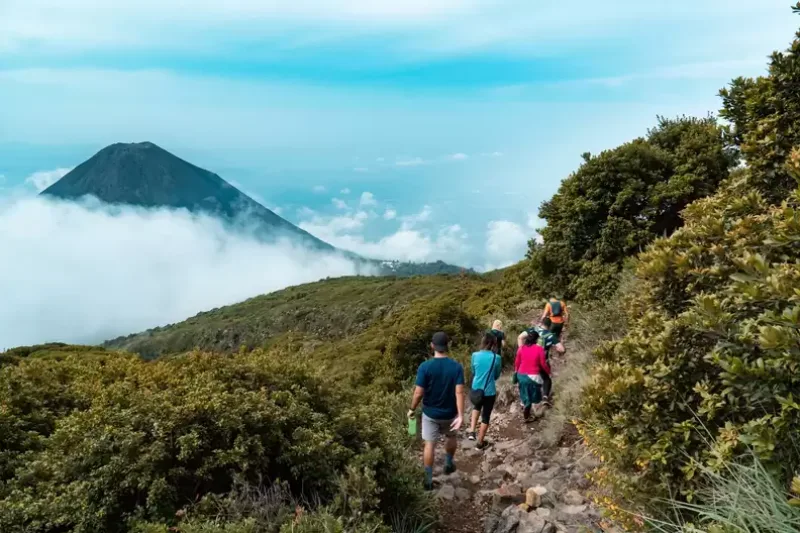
top-left (426, 377), bottom-right (607, 533)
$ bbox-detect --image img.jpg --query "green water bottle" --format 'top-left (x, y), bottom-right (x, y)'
top-left (407, 411), bottom-right (417, 436)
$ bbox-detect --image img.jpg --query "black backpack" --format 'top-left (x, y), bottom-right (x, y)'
top-left (549, 299), bottom-right (563, 317)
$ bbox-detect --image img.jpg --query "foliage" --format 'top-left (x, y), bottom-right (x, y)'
top-left (646, 454), bottom-right (800, 533)
top-left (579, 166), bottom-right (800, 509)
top-left (0, 349), bottom-right (435, 533)
top-left (103, 273), bottom-right (523, 392)
top-left (526, 116), bottom-right (735, 302)
top-left (719, 28), bottom-right (800, 202)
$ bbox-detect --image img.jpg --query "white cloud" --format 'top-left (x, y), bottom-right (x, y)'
top-left (332, 198), bottom-right (349, 209)
top-left (272, 206), bottom-right (284, 215)
top-left (395, 157), bottom-right (426, 167)
top-left (340, 188), bottom-right (351, 194)
top-left (480, 151), bottom-right (504, 157)
top-left (448, 152), bottom-right (468, 160)
top-left (312, 185), bottom-right (327, 193)
top-left (300, 210), bottom-right (369, 235)
top-left (401, 205), bottom-right (432, 229)
top-left (24, 167), bottom-right (72, 192)
top-left (0, 196), bottom-right (366, 348)
top-left (1, 0), bottom-right (484, 53)
top-left (484, 219), bottom-right (531, 270)
top-left (297, 202), bottom-right (468, 264)
top-left (359, 191), bottom-right (377, 207)
top-left (353, 167), bottom-right (369, 173)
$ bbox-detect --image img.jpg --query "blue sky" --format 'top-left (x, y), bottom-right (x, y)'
top-left (1, 0), bottom-right (798, 269)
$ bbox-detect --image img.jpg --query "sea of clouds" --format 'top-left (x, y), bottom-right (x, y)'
top-left (0, 196), bottom-right (367, 348)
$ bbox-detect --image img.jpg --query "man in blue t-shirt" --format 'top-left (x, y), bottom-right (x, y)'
top-left (408, 331), bottom-right (465, 490)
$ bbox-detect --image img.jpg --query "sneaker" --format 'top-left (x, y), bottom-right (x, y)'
top-left (467, 431), bottom-right (476, 441)
top-left (423, 480), bottom-right (434, 491)
top-left (444, 463), bottom-right (457, 475)
top-left (476, 440), bottom-right (491, 450)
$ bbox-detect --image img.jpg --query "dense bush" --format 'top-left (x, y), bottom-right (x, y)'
top-left (720, 30), bottom-right (800, 202)
top-left (580, 162), bottom-right (800, 507)
top-left (525, 116), bottom-right (736, 302)
top-left (579, 26), bottom-right (800, 515)
top-left (0, 349), bottom-right (432, 533)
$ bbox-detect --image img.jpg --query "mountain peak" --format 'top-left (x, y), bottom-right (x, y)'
top-left (41, 142), bottom-right (334, 250)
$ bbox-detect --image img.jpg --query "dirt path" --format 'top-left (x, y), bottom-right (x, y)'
top-left (421, 359), bottom-right (607, 533)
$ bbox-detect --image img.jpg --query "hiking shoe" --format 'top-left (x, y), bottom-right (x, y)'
top-left (467, 431), bottom-right (476, 441)
top-left (423, 480), bottom-right (434, 491)
top-left (444, 463), bottom-right (457, 475)
top-left (476, 440), bottom-right (491, 450)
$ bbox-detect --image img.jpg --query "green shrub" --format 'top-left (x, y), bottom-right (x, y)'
top-left (647, 455), bottom-right (800, 533)
top-left (525, 116), bottom-right (736, 302)
top-left (580, 170), bottom-right (800, 507)
top-left (0, 350), bottom-right (432, 533)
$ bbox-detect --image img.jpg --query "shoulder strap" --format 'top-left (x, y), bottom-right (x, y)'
top-left (481, 352), bottom-right (497, 390)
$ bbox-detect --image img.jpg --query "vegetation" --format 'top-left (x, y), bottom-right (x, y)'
top-left (525, 116), bottom-right (736, 302)
top-left (649, 455), bottom-right (800, 533)
top-left (0, 348), bottom-right (434, 533)
top-left (578, 22), bottom-right (800, 520)
top-left (105, 274), bottom-right (524, 388)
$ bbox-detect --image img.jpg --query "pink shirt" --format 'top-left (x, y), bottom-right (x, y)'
top-left (515, 344), bottom-right (550, 376)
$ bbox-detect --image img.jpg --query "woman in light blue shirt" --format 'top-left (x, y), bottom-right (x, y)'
top-left (467, 331), bottom-right (502, 449)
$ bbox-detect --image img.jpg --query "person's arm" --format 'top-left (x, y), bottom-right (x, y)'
top-left (471, 353), bottom-right (476, 380)
top-left (408, 366), bottom-right (426, 417)
top-left (450, 366), bottom-right (466, 430)
top-left (493, 354), bottom-right (502, 380)
top-left (515, 347), bottom-right (522, 373)
top-left (408, 386), bottom-right (424, 417)
top-left (540, 302), bottom-right (550, 322)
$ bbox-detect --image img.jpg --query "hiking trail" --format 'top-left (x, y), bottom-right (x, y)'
top-left (421, 349), bottom-right (610, 533)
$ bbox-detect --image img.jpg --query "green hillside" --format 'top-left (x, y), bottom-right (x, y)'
top-left (105, 273), bottom-right (523, 388)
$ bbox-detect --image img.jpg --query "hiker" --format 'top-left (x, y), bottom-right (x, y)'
top-left (536, 317), bottom-right (563, 403)
top-left (408, 331), bottom-right (465, 490)
top-left (490, 319), bottom-right (505, 356)
top-left (540, 296), bottom-right (568, 340)
top-left (514, 329), bottom-right (550, 421)
top-left (518, 318), bottom-right (564, 404)
top-left (467, 331), bottom-right (502, 449)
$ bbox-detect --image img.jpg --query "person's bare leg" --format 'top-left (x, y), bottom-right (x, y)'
top-left (477, 422), bottom-right (489, 443)
top-left (469, 410), bottom-right (479, 433)
top-left (444, 435), bottom-right (457, 472)
top-left (423, 441), bottom-right (435, 487)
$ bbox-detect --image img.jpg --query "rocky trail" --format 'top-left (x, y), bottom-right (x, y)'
top-left (421, 356), bottom-right (608, 533)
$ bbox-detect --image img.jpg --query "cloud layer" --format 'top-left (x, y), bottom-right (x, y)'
top-left (0, 196), bottom-right (364, 348)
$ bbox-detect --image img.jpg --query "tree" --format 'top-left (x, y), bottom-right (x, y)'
top-left (527, 116), bottom-right (735, 301)
top-left (719, 28), bottom-right (800, 202)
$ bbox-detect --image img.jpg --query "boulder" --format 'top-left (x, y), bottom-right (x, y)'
top-left (470, 474), bottom-right (482, 485)
top-left (535, 507), bottom-right (551, 518)
top-left (560, 504), bottom-right (587, 515)
top-left (436, 484), bottom-right (456, 501)
top-left (517, 513), bottom-right (549, 533)
top-left (475, 489), bottom-right (496, 508)
top-left (493, 504), bottom-right (522, 533)
top-left (561, 490), bottom-right (584, 506)
top-left (455, 487), bottom-right (471, 501)
top-left (525, 487), bottom-right (541, 508)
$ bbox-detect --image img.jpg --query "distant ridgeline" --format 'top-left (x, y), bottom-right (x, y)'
top-left (40, 141), bottom-right (466, 277)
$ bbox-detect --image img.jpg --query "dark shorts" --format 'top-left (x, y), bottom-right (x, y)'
top-left (550, 322), bottom-right (564, 340)
top-left (472, 394), bottom-right (496, 425)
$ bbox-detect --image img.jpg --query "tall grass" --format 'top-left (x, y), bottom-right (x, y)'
top-left (647, 455), bottom-right (800, 533)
